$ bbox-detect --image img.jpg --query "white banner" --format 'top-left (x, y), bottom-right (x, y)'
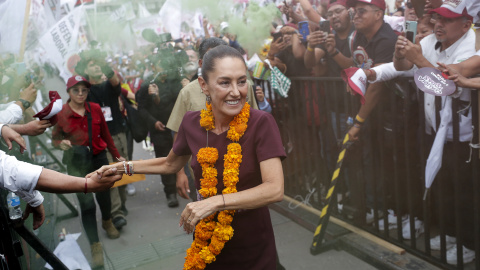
top-left (0, 0), bottom-right (28, 55)
top-left (131, 15), bottom-right (163, 46)
top-left (39, 6), bottom-right (83, 82)
top-left (109, 2), bottom-right (136, 22)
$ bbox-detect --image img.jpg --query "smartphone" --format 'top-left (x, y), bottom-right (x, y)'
top-left (298, 21), bottom-right (310, 41)
top-left (319, 20), bottom-right (330, 34)
top-left (405, 21), bottom-right (417, 44)
top-left (272, 32), bottom-right (283, 42)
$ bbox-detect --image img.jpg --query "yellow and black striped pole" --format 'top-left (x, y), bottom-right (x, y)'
top-left (311, 133), bottom-right (352, 254)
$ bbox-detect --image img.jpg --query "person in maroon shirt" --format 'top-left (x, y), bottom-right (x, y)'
top-left (52, 76), bottom-right (125, 269)
top-left (96, 46), bottom-right (286, 269)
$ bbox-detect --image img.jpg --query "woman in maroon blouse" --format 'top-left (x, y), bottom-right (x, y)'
top-left (52, 76), bottom-right (125, 269)
top-left (98, 46), bottom-right (286, 269)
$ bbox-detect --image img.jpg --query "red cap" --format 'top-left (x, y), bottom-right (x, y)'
top-left (341, 67), bottom-right (367, 104)
top-left (428, 0), bottom-right (473, 21)
top-left (66, 75), bottom-right (91, 91)
top-left (33, 91), bottom-right (63, 125)
top-left (347, 0), bottom-right (386, 11)
top-left (328, 0), bottom-right (348, 10)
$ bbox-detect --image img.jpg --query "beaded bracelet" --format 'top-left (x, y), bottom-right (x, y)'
top-left (122, 161), bottom-right (127, 175)
top-left (127, 161), bottom-right (133, 176)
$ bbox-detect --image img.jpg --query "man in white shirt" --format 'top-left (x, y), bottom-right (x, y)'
top-left (0, 83), bottom-right (37, 124)
top-left (0, 124), bottom-right (122, 229)
top-left (392, 0), bottom-right (476, 264)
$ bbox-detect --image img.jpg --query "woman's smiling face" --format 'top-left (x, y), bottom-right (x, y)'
top-left (200, 56), bottom-right (248, 122)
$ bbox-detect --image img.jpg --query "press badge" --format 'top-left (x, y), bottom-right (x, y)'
top-left (101, 106), bottom-right (113, 121)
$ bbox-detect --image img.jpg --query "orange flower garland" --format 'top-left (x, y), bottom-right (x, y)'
top-left (183, 102), bottom-right (250, 270)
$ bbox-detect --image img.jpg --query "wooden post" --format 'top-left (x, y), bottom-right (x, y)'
top-left (18, 0), bottom-right (32, 62)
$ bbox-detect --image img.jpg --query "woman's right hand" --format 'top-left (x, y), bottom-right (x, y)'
top-left (94, 163), bottom-right (124, 177)
top-left (85, 167), bottom-right (122, 192)
top-left (59, 140), bottom-right (72, 151)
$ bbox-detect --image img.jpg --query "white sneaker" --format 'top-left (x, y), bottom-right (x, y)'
top-left (430, 235), bottom-right (456, 251)
top-left (366, 209), bottom-right (383, 224)
top-left (446, 245), bottom-right (475, 265)
top-left (378, 210), bottom-right (408, 230)
top-left (126, 184), bottom-right (136, 196)
top-left (402, 217), bottom-right (424, 239)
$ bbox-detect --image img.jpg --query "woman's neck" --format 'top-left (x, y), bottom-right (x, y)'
top-left (212, 114), bottom-right (233, 134)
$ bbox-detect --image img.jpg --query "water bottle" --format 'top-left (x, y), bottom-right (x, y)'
top-left (7, 192), bottom-right (22, 220)
top-left (346, 116), bottom-right (354, 127)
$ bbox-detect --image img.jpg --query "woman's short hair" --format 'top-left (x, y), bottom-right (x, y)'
top-left (201, 45), bottom-right (246, 82)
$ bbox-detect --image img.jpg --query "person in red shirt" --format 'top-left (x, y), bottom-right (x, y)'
top-left (52, 76), bottom-right (125, 269)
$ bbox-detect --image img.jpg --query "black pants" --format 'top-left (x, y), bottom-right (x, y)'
top-left (67, 150), bottom-right (111, 244)
top-left (429, 140), bottom-right (475, 249)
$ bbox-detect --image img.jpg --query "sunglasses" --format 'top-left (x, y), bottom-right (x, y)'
top-left (353, 8), bottom-right (381, 17)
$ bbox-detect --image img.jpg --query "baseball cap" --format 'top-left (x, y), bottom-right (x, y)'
top-left (428, 0), bottom-right (473, 21)
top-left (341, 67), bottom-right (366, 104)
top-left (33, 91), bottom-right (62, 125)
top-left (347, 0), bottom-right (386, 11)
top-left (328, 0), bottom-right (348, 10)
top-left (66, 75), bottom-right (91, 90)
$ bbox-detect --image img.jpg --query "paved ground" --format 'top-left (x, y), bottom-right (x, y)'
top-left (53, 141), bottom-right (377, 270)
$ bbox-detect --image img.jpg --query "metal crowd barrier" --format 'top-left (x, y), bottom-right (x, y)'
top-left (255, 77), bottom-right (480, 270)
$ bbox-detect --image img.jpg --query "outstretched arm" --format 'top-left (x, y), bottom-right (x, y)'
top-left (97, 149), bottom-right (190, 176)
top-left (36, 167), bottom-right (121, 193)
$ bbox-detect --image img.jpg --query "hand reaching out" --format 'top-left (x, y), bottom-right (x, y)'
top-left (22, 120), bottom-right (51, 136)
top-left (1, 125), bottom-right (26, 153)
top-left (85, 167), bottom-right (122, 192)
top-left (20, 83), bottom-right (37, 103)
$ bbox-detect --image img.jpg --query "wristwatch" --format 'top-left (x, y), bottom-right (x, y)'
top-left (19, 99), bottom-right (31, 109)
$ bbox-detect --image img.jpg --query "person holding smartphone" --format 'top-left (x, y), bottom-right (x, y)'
top-left (304, 0), bottom-right (355, 77)
top-left (267, 25), bottom-right (310, 77)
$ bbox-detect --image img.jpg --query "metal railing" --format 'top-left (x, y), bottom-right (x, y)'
top-left (256, 77), bottom-right (480, 270)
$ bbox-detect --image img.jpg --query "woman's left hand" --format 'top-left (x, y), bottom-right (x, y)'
top-left (180, 196), bottom-right (222, 234)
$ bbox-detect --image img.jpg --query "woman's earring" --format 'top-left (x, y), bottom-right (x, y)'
top-left (206, 95), bottom-right (212, 104)
top-left (246, 94), bottom-right (250, 104)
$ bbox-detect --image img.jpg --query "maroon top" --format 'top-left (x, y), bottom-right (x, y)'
top-left (52, 102), bottom-right (121, 159)
top-left (173, 108), bottom-right (286, 270)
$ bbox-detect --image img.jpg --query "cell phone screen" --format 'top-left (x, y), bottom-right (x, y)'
top-left (272, 32), bottom-right (283, 42)
top-left (319, 21), bottom-right (330, 34)
top-left (406, 31), bottom-right (415, 43)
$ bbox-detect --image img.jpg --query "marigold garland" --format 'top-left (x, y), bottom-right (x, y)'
top-left (183, 102), bottom-right (250, 270)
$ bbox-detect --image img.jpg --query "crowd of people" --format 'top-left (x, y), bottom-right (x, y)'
top-left (1, 0), bottom-right (480, 268)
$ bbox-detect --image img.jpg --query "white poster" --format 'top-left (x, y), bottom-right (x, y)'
top-left (0, 0), bottom-right (28, 54)
top-left (39, 6), bottom-right (83, 82)
top-left (131, 16), bottom-right (163, 46)
top-left (109, 2), bottom-right (136, 22)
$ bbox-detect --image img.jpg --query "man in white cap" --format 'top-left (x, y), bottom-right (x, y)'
top-left (393, 0), bottom-right (476, 264)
